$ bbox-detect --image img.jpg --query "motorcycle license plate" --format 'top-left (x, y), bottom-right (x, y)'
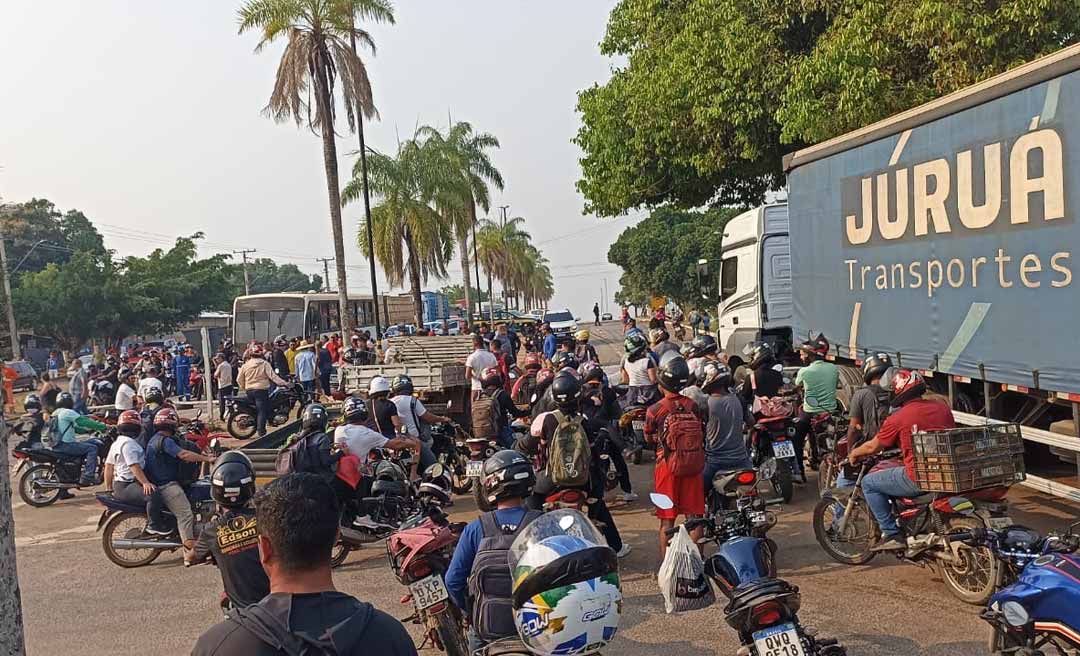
top-left (409, 574), bottom-right (449, 610)
top-left (773, 441), bottom-right (796, 459)
top-left (749, 510), bottom-right (768, 526)
top-left (988, 516), bottom-right (1013, 531)
top-left (752, 623), bottom-right (804, 656)
top-left (632, 420), bottom-right (645, 431)
top-left (466, 460), bottom-right (484, 478)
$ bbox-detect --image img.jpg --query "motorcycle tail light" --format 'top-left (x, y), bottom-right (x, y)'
top-left (736, 471), bottom-right (757, 486)
top-left (407, 560), bottom-right (432, 579)
top-left (749, 601), bottom-right (784, 630)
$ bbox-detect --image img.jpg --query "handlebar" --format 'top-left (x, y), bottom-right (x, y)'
top-left (664, 517), bottom-right (709, 538)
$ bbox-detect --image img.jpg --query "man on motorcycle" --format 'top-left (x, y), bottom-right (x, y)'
top-left (144, 408), bottom-right (216, 547)
top-left (137, 365), bottom-right (164, 401)
top-left (444, 450), bottom-right (542, 652)
top-left (581, 361), bottom-right (635, 502)
top-left (236, 345), bottom-right (288, 438)
top-left (847, 369), bottom-right (956, 551)
top-left (137, 386), bottom-right (169, 449)
top-left (185, 451), bottom-right (271, 609)
top-left (740, 342), bottom-right (784, 405)
top-left (650, 327), bottom-right (680, 362)
top-left (115, 368), bottom-right (138, 411)
top-left (390, 374), bottom-right (452, 469)
top-left (793, 334), bottom-right (839, 480)
top-left (270, 335), bottom-right (290, 381)
top-left (192, 473), bottom-right (417, 656)
top-left (841, 354), bottom-right (894, 487)
top-left (49, 391), bottom-right (107, 488)
top-left (620, 331), bottom-right (658, 408)
top-left (103, 410), bottom-right (155, 506)
top-left (20, 394), bottom-right (46, 445)
top-left (574, 329), bottom-right (599, 364)
top-left (700, 362), bottom-right (753, 494)
top-left (473, 367), bottom-right (531, 449)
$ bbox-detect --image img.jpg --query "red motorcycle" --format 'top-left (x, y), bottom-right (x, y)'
top-left (385, 508), bottom-right (468, 656)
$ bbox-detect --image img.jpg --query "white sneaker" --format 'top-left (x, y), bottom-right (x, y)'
top-left (352, 515), bottom-right (380, 529)
top-left (619, 492), bottom-right (638, 502)
top-left (616, 543), bottom-right (633, 558)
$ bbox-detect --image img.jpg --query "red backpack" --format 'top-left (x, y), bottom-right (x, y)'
top-left (661, 399), bottom-right (705, 477)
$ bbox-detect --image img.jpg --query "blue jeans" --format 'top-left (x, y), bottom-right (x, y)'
top-left (73, 397), bottom-right (88, 415)
top-left (862, 467), bottom-right (921, 538)
top-left (497, 424), bottom-right (514, 449)
top-left (418, 440), bottom-right (436, 471)
top-left (53, 440), bottom-right (98, 480)
top-left (248, 388), bottom-right (270, 436)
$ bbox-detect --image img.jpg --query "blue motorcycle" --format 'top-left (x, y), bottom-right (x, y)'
top-left (960, 523), bottom-right (1080, 654)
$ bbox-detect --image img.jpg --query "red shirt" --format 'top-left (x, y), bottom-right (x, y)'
top-left (326, 340), bottom-right (341, 363)
top-left (644, 394), bottom-right (703, 454)
top-left (876, 398), bottom-right (956, 480)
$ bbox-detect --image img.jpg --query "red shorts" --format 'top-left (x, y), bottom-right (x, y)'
top-left (653, 458), bottom-right (705, 520)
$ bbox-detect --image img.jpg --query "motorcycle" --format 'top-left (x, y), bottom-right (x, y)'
top-left (617, 404), bottom-right (648, 465)
top-left (705, 468), bottom-right (782, 550)
top-left (813, 450), bottom-right (1012, 604)
top-left (653, 493), bottom-right (845, 656)
top-left (91, 379), bottom-right (116, 407)
top-left (332, 448), bottom-right (417, 568)
top-left (748, 411), bottom-right (797, 504)
top-left (188, 366), bottom-right (204, 401)
top-left (672, 320), bottom-right (687, 341)
top-left (430, 423), bottom-right (472, 495)
top-left (223, 380), bottom-right (305, 439)
top-left (14, 430), bottom-right (115, 507)
top-left (594, 427), bottom-right (620, 494)
top-left (807, 410), bottom-right (847, 477)
top-left (459, 425), bottom-right (499, 512)
top-left (385, 501), bottom-right (468, 656)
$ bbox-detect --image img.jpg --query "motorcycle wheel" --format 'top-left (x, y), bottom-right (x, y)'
top-left (19, 464), bottom-right (62, 507)
top-left (774, 460), bottom-right (794, 504)
top-left (102, 512), bottom-right (164, 568)
top-left (330, 541), bottom-right (352, 569)
top-left (818, 455), bottom-right (837, 498)
top-left (431, 605), bottom-right (469, 656)
top-left (448, 460), bottom-right (473, 495)
top-left (226, 413), bottom-right (258, 439)
top-left (813, 493), bottom-right (877, 565)
top-left (941, 516), bottom-right (1002, 605)
top-left (473, 478), bottom-right (494, 512)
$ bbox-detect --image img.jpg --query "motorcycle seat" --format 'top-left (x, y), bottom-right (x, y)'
top-left (22, 448), bottom-right (77, 464)
top-left (95, 493), bottom-right (146, 514)
top-left (900, 493), bottom-right (937, 506)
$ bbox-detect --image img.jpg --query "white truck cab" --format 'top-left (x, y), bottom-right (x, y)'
top-left (716, 203), bottom-right (793, 368)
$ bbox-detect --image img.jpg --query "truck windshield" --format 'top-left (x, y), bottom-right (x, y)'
top-left (720, 257), bottom-right (738, 300)
top-left (544, 312), bottom-right (573, 322)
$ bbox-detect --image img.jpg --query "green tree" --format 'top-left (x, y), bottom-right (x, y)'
top-left (576, 0), bottom-right (1080, 216)
top-left (238, 0), bottom-right (394, 336)
top-left (234, 258), bottom-right (323, 296)
top-left (439, 284), bottom-right (489, 304)
top-left (1, 199), bottom-right (108, 275)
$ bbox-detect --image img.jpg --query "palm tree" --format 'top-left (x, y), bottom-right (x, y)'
top-left (238, 0), bottom-right (394, 337)
top-left (344, 137), bottom-right (453, 326)
top-left (473, 214), bottom-right (531, 320)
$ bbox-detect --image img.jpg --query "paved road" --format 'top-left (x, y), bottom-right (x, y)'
top-left (11, 321), bottom-right (1080, 654)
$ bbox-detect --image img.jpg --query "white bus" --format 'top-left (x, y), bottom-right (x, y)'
top-left (231, 293), bottom-right (406, 344)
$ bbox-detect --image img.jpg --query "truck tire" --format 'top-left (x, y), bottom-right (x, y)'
top-left (836, 364), bottom-right (863, 411)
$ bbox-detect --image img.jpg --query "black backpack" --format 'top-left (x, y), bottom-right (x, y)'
top-left (467, 510), bottom-right (543, 642)
top-left (871, 385), bottom-right (892, 437)
top-left (152, 433), bottom-right (201, 486)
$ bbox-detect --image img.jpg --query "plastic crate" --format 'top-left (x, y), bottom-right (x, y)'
top-left (911, 424), bottom-right (1026, 493)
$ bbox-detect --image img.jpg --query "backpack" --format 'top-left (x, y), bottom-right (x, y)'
top-left (871, 385), bottom-right (893, 438)
top-left (467, 510), bottom-right (543, 642)
top-left (275, 433), bottom-right (312, 476)
top-left (151, 433), bottom-right (201, 486)
top-left (660, 400), bottom-right (705, 477)
top-left (546, 410), bottom-right (591, 488)
top-left (42, 414), bottom-right (73, 448)
top-left (227, 599), bottom-right (363, 656)
top-left (471, 391), bottom-right (499, 440)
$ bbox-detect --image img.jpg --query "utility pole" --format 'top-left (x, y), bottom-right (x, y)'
top-left (233, 249), bottom-right (256, 295)
top-left (350, 20), bottom-right (382, 341)
top-left (316, 257), bottom-right (334, 293)
top-left (0, 227), bottom-right (20, 360)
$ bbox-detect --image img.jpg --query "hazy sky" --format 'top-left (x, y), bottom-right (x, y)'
top-left (1, 1), bottom-right (640, 318)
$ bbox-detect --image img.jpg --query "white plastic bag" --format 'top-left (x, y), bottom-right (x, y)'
top-left (657, 525), bottom-right (715, 613)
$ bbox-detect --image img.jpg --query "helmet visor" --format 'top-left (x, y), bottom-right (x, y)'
top-left (508, 509), bottom-right (604, 572)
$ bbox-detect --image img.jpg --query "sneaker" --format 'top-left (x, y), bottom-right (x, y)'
top-left (144, 526), bottom-right (172, 537)
top-left (58, 490), bottom-right (76, 500)
top-left (619, 492), bottom-right (638, 502)
top-left (352, 515), bottom-right (381, 530)
top-left (871, 536), bottom-right (907, 552)
top-left (616, 544), bottom-right (633, 558)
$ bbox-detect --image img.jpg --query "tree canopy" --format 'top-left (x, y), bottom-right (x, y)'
top-left (576, 0), bottom-right (1080, 216)
top-left (1, 199), bottom-right (108, 274)
top-left (235, 258), bottom-right (323, 296)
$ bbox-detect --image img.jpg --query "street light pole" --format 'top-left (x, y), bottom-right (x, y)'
top-left (233, 249), bottom-right (256, 295)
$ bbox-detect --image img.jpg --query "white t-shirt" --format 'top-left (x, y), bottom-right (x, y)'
top-left (622, 355), bottom-right (656, 387)
top-left (465, 349), bottom-right (498, 391)
top-left (115, 383), bottom-right (137, 410)
top-left (333, 423), bottom-right (388, 463)
top-left (106, 435), bottom-right (144, 483)
top-left (138, 377), bottom-right (164, 398)
top-left (391, 395), bottom-right (428, 438)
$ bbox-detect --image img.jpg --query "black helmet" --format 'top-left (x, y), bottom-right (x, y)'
top-left (56, 392), bottom-right (74, 409)
top-left (624, 332), bottom-right (647, 359)
top-left (551, 351), bottom-right (579, 372)
top-left (579, 361), bottom-right (604, 384)
top-left (342, 396), bottom-right (368, 423)
top-left (550, 373), bottom-right (582, 409)
top-left (144, 386), bottom-right (164, 405)
top-left (862, 352), bottom-right (894, 384)
top-left (481, 450), bottom-right (536, 504)
top-left (23, 393), bottom-right (42, 413)
top-left (390, 374), bottom-right (414, 396)
top-left (699, 361), bottom-right (733, 394)
top-left (210, 451), bottom-right (256, 508)
top-left (658, 356), bottom-right (691, 393)
top-left (746, 342), bottom-right (775, 370)
top-left (301, 403), bottom-right (328, 432)
top-left (690, 334), bottom-right (718, 358)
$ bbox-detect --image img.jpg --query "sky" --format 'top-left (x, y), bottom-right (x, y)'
top-left (1, 1), bottom-right (640, 319)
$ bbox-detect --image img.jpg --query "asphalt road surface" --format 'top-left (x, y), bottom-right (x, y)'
top-left (12, 320), bottom-right (1080, 655)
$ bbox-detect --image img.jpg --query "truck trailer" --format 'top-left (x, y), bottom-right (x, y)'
top-left (718, 42), bottom-right (1080, 500)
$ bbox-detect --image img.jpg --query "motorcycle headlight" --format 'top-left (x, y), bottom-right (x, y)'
top-left (759, 458), bottom-right (777, 481)
top-left (1001, 601), bottom-right (1030, 628)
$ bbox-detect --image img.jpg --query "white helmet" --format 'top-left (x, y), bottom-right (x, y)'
top-left (368, 376), bottom-right (390, 395)
top-left (509, 510), bottom-right (621, 655)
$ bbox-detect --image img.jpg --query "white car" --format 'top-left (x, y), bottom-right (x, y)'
top-left (543, 310), bottom-right (578, 339)
top-left (424, 320), bottom-right (462, 335)
top-left (528, 309), bottom-right (545, 321)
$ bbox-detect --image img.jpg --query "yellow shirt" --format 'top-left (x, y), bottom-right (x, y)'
top-left (284, 348), bottom-right (297, 374)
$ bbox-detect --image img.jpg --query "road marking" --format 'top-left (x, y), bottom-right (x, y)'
top-left (15, 516), bottom-right (99, 548)
top-left (847, 302), bottom-right (862, 360)
top-left (889, 129), bottom-right (912, 165)
top-left (938, 302), bottom-right (992, 373)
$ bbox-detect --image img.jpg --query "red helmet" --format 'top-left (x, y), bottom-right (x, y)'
top-left (799, 333), bottom-right (830, 358)
top-left (117, 409), bottom-right (141, 436)
top-left (535, 368), bottom-right (555, 387)
top-left (881, 368), bottom-right (926, 407)
top-left (523, 352), bottom-right (543, 371)
top-left (480, 366), bottom-right (504, 388)
top-left (153, 407), bottom-right (180, 431)
top-left (248, 343), bottom-right (265, 358)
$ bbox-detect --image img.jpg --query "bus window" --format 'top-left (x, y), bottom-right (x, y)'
top-left (235, 311), bottom-right (269, 345)
top-left (270, 308), bottom-right (305, 340)
top-left (720, 257), bottom-right (738, 301)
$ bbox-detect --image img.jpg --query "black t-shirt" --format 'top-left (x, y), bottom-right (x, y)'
top-left (191, 508), bottom-right (270, 608)
top-left (488, 387), bottom-right (530, 432)
top-left (744, 366), bottom-right (784, 401)
top-left (367, 398), bottom-right (398, 438)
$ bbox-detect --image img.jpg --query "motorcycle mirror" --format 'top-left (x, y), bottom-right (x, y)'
top-left (650, 493), bottom-right (674, 510)
top-left (447, 400), bottom-right (453, 410)
top-left (209, 438), bottom-right (220, 450)
top-left (558, 514), bottom-right (577, 531)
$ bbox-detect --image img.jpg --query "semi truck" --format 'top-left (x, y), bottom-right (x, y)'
top-left (717, 42), bottom-right (1080, 501)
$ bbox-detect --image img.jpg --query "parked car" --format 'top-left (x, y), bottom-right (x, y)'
top-left (423, 320), bottom-right (462, 335)
top-left (601, 312), bottom-right (613, 321)
top-left (7, 360), bottom-right (38, 392)
top-left (542, 310), bottom-right (578, 340)
top-left (384, 324), bottom-right (417, 338)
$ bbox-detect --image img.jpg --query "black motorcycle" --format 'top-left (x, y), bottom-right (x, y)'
top-left (223, 380), bottom-right (305, 439)
top-left (14, 430), bottom-right (115, 507)
top-left (332, 448), bottom-right (418, 568)
top-left (430, 423), bottom-right (472, 495)
top-left (96, 477), bottom-right (215, 567)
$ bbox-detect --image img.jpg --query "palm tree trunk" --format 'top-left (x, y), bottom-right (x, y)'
top-left (487, 268), bottom-right (495, 324)
top-left (313, 63), bottom-right (352, 338)
top-left (457, 229), bottom-right (473, 326)
top-left (405, 231), bottom-right (424, 328)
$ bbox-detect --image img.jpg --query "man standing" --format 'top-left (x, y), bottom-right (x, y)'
top-left (464, 334), bottom-right (498, 398)
top-left (213, 354), bottom-right (235, 422)
top-left (191, 473), bottom-right (418, 656)
top-left (540, 323), bottom-right (557, 362)
top-left (316, 338), bottom-right (334, 401)
top-left (293, 340), bottom-right (317, 401)
top-left (67, 358), bottom-right (90, 414)
top-left (593, 302), bottom-right (601, 326)
top-left (174, 347), bottom-right (192, 402)
top-left (284, 338), bottom-right (299, 375)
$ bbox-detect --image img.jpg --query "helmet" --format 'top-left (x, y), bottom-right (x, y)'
top-left (523, 352), bottom-right (543, 371)
top-left (117, 409), bottom-right (142, 436)
top-left (56, 392), bottom-right (74, 409)
top-left (343, 396), bottom-right (368, 423)
top-left (657, 356), bottom-right (691, 393)
top-left (144, 386), bottom-right (164, 405)
top-left (119, 366), bottom-right (134, 379)
top-left (551, 351), bottom-right (579, 372)
top-left (550, 373), bottom-right (582, 409)
top-left (481, 450), bottom-right (536, 504)
top-left (23, 393), bottom-right (42, 413)
top-left (210, 451), bottom-right (256, 508)
top-left (699, 361), bottom-right (733, 394)
top-left (579, 361), bottom-right (604, 384)
top-left (574, 329), bottom-right (590, 343)
top-left (390, 374), bottom-right (414, 396)
top-left (417, 464), bottom-right (453, 506)
top-left (535, 368), bottom-right (555, 390)
top-left (649, 327), bottom-right (669, 345)
top-left (509, 510), bottom-right (620, 656)
top-left (881, 368), bottom-right (926, 407)
top-left (862, 352), bottom-right (894, 384)
top-left (273, 334), bottom-right (287, 348)
top-left (153, 407), bottom-right (179, 431)
top-left (623, 332), bottom-right (647, 359)
top-left (368, 376), bottom-right (390, 396)
top-left (249, 344), bottom-right (265, 358)
top-left (106, 355), bottom-right (118, 366)
top-left (798, 333), bottom-right (830, 359)
top-left (689, 334), bottom-right (718, 358)
top-left (301, 403), bottom-right (329, 432)
top-left (746, 342), bottom-right (776, 370)
top-left (481, 366), bottom-right (504, 388)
